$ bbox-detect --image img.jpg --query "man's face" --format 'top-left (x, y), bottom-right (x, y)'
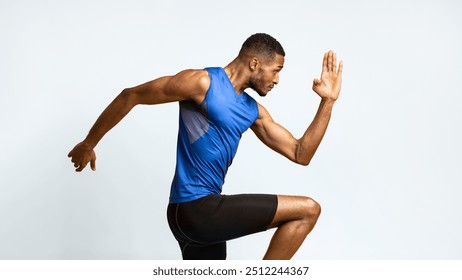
top-left (249, 54), bottom-right (285, 97)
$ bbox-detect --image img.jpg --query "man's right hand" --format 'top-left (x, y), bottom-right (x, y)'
top-left (68, 141), bottom-right (96, 172)
top-left (312, 50), bottom-right (343, 102)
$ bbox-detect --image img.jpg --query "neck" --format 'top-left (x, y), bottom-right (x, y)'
top-left (224, 57), bottom-right (250, 94)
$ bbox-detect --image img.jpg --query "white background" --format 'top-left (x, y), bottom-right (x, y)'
top-left (1, 0), bottom-right (461, 260)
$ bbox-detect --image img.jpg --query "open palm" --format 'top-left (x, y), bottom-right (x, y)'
top-left (312, 50), bottom-right (343, 101)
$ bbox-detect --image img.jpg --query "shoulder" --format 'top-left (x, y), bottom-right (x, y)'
top-left (169, 69), bottom-right (210, 104)
top-left (172, 69), bottom-right (210, 91)
top-left (255, 102), bottom-right (271, 120)
top-left (251, 102), bottom-right (274, 130)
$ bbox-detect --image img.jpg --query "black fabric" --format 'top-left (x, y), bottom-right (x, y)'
top-left (167, 193), bottom-right (278, 260)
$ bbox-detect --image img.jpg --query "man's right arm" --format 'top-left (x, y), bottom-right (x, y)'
top-left (68, 69), bottom-right (209, 172)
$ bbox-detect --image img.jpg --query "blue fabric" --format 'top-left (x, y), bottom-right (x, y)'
top-left (169, 67), bottom-right (259, 203)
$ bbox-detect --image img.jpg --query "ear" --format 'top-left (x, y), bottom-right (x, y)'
top-left (249, 57), bottom-right (259, 72)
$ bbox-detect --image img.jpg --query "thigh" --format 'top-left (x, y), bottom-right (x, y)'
top-left (173, 194), bottom-right (278, 244)
top-left (179, 241), bottom-right (227, 260)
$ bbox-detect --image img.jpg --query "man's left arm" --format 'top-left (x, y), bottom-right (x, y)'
top-left (251, 50), bottom-right (343, 165)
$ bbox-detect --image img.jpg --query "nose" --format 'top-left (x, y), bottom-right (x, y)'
top-left (273, 72), bottom-right (279, 85)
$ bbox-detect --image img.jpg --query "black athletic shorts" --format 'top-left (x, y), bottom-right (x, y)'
top-left (167, 193), bottom-right (278, 260)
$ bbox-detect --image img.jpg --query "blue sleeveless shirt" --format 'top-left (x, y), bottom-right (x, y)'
top-left (169, 67), bottom-right (259, 203)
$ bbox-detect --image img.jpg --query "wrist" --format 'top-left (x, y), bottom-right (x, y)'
top-left (82, 138), bottom-right (96, 150)
top-left (320, 97), bottom-right (336, 105)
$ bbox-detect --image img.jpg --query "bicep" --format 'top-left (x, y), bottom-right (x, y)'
top-left (125, 69), bottom-right (209, 105)
top-left (251, 104), bottom-right (299, 162)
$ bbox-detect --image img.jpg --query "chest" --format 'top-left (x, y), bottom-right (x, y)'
top-left (202, 86), bottom-right (256, 136)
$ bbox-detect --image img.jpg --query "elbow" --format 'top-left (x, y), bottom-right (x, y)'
top-left (294, 145), bottom-right (312, 166)
top-left (119, 88), bottom-right (138, 107)
top-left (120, 88), bottom-right (132, 98)
top-left (294, 155), bottom-right (311, 166)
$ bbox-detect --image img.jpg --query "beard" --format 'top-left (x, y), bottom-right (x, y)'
top-left (249, 75), bottom-right (268, 97)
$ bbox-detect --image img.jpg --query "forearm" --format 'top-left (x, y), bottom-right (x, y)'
top-left (83, 89), bottom-right (136, 149)
top-left (295, 99), bottom-right (335, 165)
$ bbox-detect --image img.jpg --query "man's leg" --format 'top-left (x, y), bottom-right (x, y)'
top-left (167, 194), bottom-right (278, 259)
top-left (263, 195), bottom-right (321, 260)
top-left (179, 241), bottom-right (227, 260)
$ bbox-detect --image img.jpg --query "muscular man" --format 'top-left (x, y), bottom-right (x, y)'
top-left (68, 33), bottom-right (343, 260)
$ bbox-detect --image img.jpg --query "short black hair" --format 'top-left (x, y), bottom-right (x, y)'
top-left (239, 33), bottom-right (285, 60)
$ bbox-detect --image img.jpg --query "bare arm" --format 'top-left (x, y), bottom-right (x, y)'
top-left (68, 69), bottom-right (209, 172)
top-left (251, 50), bottom-right (343, 165)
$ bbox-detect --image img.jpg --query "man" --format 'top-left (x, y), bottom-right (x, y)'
top-left (68, 33), bottom-right (343, 260)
